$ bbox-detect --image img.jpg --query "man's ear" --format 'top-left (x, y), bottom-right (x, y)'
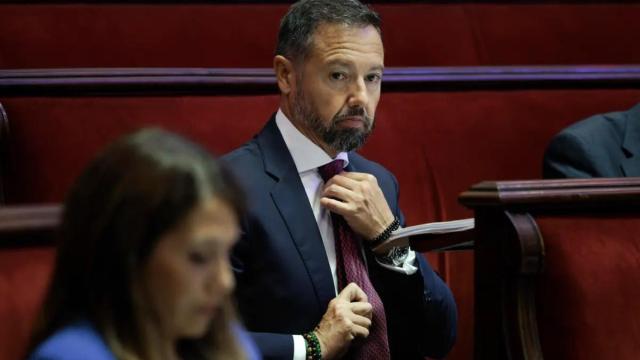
top-left (274, 55), bottom-right (296, 95)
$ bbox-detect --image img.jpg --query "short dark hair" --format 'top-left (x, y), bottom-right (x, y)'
top-left (275, 0), bottom-right (381, 62)
top-left (29, 128), bottom-right (246, 359)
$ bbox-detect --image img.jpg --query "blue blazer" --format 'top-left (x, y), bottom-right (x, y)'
top-left (544, 102), bottom-right (640, 178)
top-left (223, 117), bottom-right (457, 359)
top-left (28, 321), bottom-right (115, 360)
top-left (28, 321), bottom-right (261, 360)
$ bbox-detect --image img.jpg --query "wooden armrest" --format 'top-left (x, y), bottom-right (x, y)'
top-left (0, 204), bottom-right (61, 248)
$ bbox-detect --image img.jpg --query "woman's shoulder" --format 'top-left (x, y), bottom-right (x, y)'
top-left (28, 321), bottom-right (116, 360)
top-left (232, 322), bottom-right (262, 360)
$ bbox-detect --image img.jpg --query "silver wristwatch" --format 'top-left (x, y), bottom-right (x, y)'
top-left (377, 246), bottom-right (410, 266)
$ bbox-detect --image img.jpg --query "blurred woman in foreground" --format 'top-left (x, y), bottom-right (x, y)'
top-left (28, 128), bottom-right (259, 360)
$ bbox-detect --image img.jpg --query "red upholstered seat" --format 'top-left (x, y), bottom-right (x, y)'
top-left (4, 89), bottom-right (640, 212)
top-left (0, 247), bottom-right (55, 360)
top-left (2, 3), bottom-right (640, 68)
top-left (535, 215), bottom-right (640, 359)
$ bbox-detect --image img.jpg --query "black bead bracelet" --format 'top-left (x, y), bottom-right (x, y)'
top-left (368, 217), bottom-right (400, 249)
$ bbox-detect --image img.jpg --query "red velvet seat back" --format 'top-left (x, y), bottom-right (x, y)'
top-left (0, 247), bottom-right (55, 360)
top-left (2, 95), bottom-right (279, 204)
top-left (4, 90), bottom-right (640, 213)
top-left (2, 3), bottom-right (640, 68)
top-left (535, 214), bottom-right (640, 359)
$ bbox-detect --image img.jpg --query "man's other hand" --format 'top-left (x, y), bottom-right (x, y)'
top-left (314, 282), bottom-right (373, 359)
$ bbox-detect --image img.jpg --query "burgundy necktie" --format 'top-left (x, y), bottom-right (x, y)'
top-left (318, 159), bottom-right (391, 360)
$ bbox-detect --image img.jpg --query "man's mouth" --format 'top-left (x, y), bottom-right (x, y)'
top-left (336, 116), bottom-right (365, 128)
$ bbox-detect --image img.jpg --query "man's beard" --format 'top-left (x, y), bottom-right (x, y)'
top-left (292, 88), bottom-right (375, 153)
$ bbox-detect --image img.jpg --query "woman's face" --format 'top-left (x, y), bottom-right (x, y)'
top-left (140, 196), bottom-right (240, 340)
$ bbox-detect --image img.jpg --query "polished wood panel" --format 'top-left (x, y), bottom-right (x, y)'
top-left (460, 178), bottom-right (640, 208)
top-left (0, 204), bottom-right (61, 247)
top-left (1, 65), bottom-right (640, 96)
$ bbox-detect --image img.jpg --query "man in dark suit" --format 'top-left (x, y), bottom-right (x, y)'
top-left (222, 1), bottom-right (457, 359)
top-left (543, 103), bottom-right (640, 178)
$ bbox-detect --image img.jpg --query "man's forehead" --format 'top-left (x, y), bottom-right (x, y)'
top-left (307, 23), bottom-right (384, 62)
top-left (310, 23), bottom-right (381, 47)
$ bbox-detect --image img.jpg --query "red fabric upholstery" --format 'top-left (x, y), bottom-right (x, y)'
top-left (2, 4), bottom-right (640, 68)
top-left (4, 90), bottom-right (640, 208)
top-left (2, 95), bottom-right (279, 204)
top-left (534, 215), bottom-right (640, 359)
top-left (2, 89), bottom-right (640, 359)
top-left (465, 4), bottom-right (640, 65)
top-left (0, 247), bottom-right (55, 360)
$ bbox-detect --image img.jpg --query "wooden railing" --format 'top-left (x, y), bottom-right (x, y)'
top-left (1, 65), bottom-right (640, 96)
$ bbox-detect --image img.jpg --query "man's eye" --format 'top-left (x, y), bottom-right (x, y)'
top-left (366, 73), bottom-right (382, 83)
top-left (331, 72), bottom-right (346, 80)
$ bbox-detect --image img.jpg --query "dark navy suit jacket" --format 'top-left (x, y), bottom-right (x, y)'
top-left (544, 103), bottom-right (640, 178)
top-left (223, 117), bottom-right (457, 360)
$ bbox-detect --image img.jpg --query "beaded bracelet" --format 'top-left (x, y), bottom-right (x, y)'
top-left (302, 331), bottom-right (322, 360)
top-left (368, 217), bottom-right (400, 249)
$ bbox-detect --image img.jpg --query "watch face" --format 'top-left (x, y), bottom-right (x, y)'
top-left (385, 246), bottom-right (409, 266)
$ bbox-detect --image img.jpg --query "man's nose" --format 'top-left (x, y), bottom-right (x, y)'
top-left (347, 77), bottom-right (368, 108)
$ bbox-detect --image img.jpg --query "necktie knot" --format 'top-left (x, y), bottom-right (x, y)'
top-left (318, 159), bottom-right (345, 182)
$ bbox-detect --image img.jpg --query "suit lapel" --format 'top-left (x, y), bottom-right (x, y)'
top-left (256, 117), bottom-right (336, 305)
top-left (620, 103), bottom-right (640, 177)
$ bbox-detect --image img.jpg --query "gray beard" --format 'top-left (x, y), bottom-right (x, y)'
top-left (292, 90), bottom-right (374, 153)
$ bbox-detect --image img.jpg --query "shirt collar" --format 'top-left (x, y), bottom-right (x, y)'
top-left (275, 109), bottom-right (349, 173)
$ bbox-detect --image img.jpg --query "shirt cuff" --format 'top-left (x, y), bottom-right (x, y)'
top-left (375, 248), bottom-right (418, 275)
top-left (293, 334), bottom-right (306, 360)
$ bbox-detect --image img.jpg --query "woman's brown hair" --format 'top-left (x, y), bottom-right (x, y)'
top-left (29, 128), bottom-right (246, 359)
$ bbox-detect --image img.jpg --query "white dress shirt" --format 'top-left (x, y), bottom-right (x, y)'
top-left (274, 109), bottom-right (417, 360)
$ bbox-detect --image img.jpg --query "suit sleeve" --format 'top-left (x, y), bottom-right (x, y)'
top-left (370, 172), bottom-right (457, 359)
top-left (369, 239), bottom-right (457, 359)
top-left (247, 332), bottom-right (293, 359)
top-left (231, 219), bottom-right (296, 360)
